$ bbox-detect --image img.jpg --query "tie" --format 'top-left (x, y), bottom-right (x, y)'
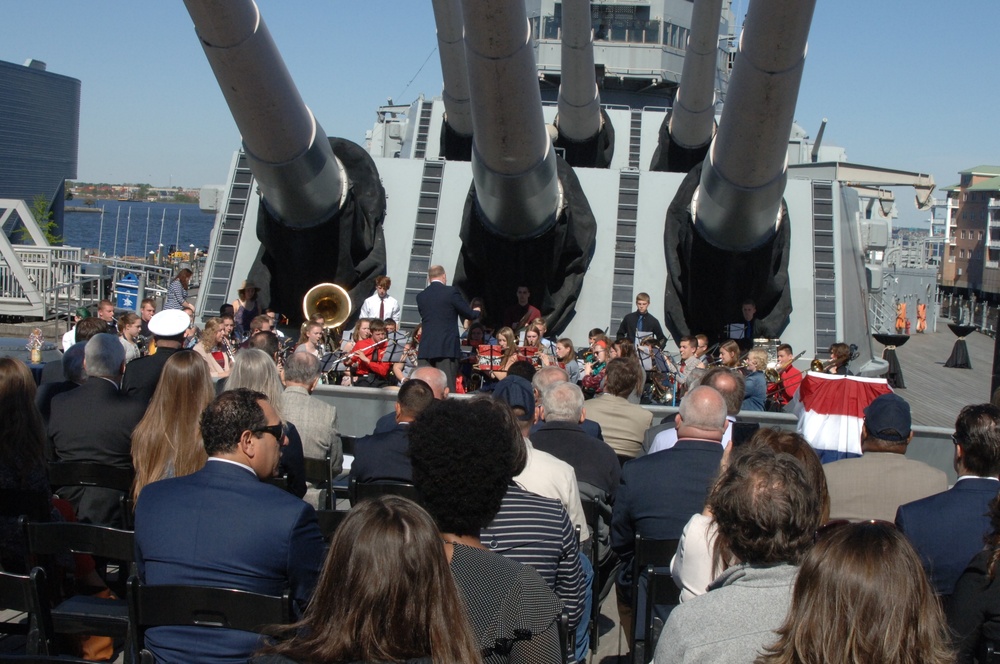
top-left (637, 315), bottom-right (644, 332)
top-left (379, 299), bottom-right (385, 321)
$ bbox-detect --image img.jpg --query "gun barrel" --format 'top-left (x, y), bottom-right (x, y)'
top-left (668, 0), bottom-right (724, 150)
top-left (557, 0), bottom-right (602, 142)
top-left (694, 0), bottom-right (817, 250)
top-left (462, 0), bottom-right (560, 238)
top-left (431, 0), bottom-right (473, 137)
top-left (183, 0), bottom-right (345, 228)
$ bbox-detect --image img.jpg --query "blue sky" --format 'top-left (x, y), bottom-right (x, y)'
top-left (3, 1), bottom-right (997, 227)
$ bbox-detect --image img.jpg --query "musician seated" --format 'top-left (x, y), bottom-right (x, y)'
top-left (766, 344), bottom-right (803, 407)
top-left (727, 298), bottom-right (770, 350)
top-left (741, 348), bottom-right (768, 411)
top-left (295, 322), bottom-right (325, 360)
top-left (341, 318), bottom-right (371, 355)
top-left (347, 319), bottom-right (392, 388)
top-left (530, 317), bottom-right (555, 350)
top-left (392, 324), bottom-right (421, 385)
top-left (695, 334), bottom-right (713, 365)
top-left (501, 285), bottom-right (541, 333)
top-left (827, 342), bottom-right (853, 376)
top-left (718, 339), bottom-right (741, 369)
top-left (485, 327), bottom-right (521, 382)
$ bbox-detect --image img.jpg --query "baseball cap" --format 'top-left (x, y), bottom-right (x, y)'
top-left (863, 393), bottom-right (911, 442)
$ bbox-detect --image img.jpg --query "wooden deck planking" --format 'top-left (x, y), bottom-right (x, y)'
top-left (882, 319), bottom-right (994, 429)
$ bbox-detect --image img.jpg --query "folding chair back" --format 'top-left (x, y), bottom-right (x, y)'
top-left (348, 476), bottom-right (420, 506)
top-left (629, 535), bottom-right (679, 664)
top-left (0, 568), bottom-right (54, 655)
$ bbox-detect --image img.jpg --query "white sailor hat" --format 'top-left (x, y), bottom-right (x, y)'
top-left (148, 309), bottom-right (190, 337)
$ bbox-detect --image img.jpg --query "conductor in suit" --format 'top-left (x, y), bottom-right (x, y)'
top-left (416, 264), bottom-right (479, 390)
top-left (896, 403), bottom-right (1000, 596)
top-left (47, 333), bottom-right (146, 527)
top-left (134, 389), bottom-right (324, 664)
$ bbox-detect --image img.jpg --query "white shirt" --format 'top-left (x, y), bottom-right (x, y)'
top-left (359, 292), bottom-right (401, 324)
top-left (62, 327), bottom-right (76, 351)
top-left (514, 438), bottom-right (589, 542)
top-left (649, 415), bottom-right (735, 453)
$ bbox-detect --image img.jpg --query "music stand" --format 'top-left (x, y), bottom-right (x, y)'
top-left (634, 330), bottom-right (654, 348)
top-left (383, 338), bottom-right (406, 363)
top-left (319, 351), bottom-right (348, 374)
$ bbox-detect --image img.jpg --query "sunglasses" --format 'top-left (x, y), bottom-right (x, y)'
top-left (254, 423), bottom-right (286, 441)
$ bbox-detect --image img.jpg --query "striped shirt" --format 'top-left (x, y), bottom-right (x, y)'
top-left (481, 484), bottom-right (587, 637)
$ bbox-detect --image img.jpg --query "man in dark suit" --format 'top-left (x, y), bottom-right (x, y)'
top-left (896, 403), bottom-right (1000, 596)
top-left (134, 389), bottom-right (324, 664)
top-left (615, 292), bottom-right (666, 345)
top-left (351, 379), bottom-right (435, 483)
top-left (531, 381), bottom-right (620, 499)
top-left (47, 334), bottom-right (147, 527)
top-left (35, 342), bottom-right (86, 424)
top-left (416, 264), bottom-right (479, 390)
top-left (611, 385), bottom-right (727, 640)
top-left (530, 365), bottom-right (604, 440)
top-left (372, 366), bottom-right (448, 434)
top-left (121, 309), bottom-right (191, 401)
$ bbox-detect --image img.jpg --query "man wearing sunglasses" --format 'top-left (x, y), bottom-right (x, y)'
top-left (134, 388), bottom-right (324, 664)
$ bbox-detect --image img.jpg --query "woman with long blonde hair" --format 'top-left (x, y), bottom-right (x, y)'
top-left (194, 317), bottom-right (231, 379)
top-left (131, 352), bottom-right (215, 501)
top-left (488, 326), bottom-right (520, 382)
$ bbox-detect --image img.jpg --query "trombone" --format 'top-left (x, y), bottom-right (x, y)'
top-left (765, 350), bottom-right (806, 383)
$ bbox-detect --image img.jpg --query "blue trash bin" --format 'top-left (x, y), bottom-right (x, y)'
top-left (115, 273), bottom-right (139, 311)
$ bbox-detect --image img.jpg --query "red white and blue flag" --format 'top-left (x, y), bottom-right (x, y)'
top-left (791, 372), bottom-right (894, 463)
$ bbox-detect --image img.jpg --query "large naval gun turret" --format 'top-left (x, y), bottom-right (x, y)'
top-left (194, 0), bottom-right (935, 374)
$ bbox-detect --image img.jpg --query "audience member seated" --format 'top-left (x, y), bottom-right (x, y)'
top-left (42, 316), bottom-right (105, 385)
top-left (611, 385), bottom-right (727, 648)
top-left (530, 365), bottom-right (603, 440)
top-left (409, 398), bottom-right (564, 663)
top-left (134, 389), bottom-right (324, 664)
top-left (531, 381), bottom-right (621, 501)
top-left (492, 376), bottom-right (588, 539)
top-left (122, 309), bottom-right (192, 401)
top-left (672, 428), bottom-right (830, 603)
top-left (225, 349), bottom-right (307, 498)
top-left (350, 379), bottom-right (435, 483)
top-left (648, 367), bottom-right (746, 453)
top-left (372, 366), bottom-right (448, 434)
top-left (35, 341), bottom-right (86, 424)
top-left (253, 496), bottom-right (484, 664)
top-left (282, 352), bottom-right (343, 475)
top-left (131, 351), bottom-right (215, 502)
top-left (47, 333), bottom-right (146, 527)
top-left (655, 446), bottom-right (823, 663)
top-left (824, 393), bottom-right (947, 522)
top-left (897, 403), bottom-right (1000, 597)
top-left (584, 358), bottom-right (653, 463)
top-left (757, 521), bottom-right (953, 664)
top-left (949, 492), bottom-right (1000, 661)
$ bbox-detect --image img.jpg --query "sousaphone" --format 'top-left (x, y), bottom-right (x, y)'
top-left (302, 283), bottom-right (352, 330)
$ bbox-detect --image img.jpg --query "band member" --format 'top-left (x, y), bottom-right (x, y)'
top-left (767, 343), bottom-right (803, 407)
top-left (501, 285), bottom-right (541, 333)
top-left (666, 336), bottom-right (705, 399)
top-left (616, 292), bottom-right (666, 345)
top-left (487, 326), bottom-right (520, 382)
top-left (359, 275), bottom-right (401, 325)
top-left (729, 298), bottom-right (769, 349)
top-left (346, 319), bottom-right (392, 388)
top-left (742, 347), bottom-right (768, 411)
top-left (827, 342), bottom-right (853, 375)
top-left (718, 339), bottom-right (741, 369)
top-left (342, 318), bottom-right (371, 354)
top-left (295, 322), bottom-right (325, 359)
top-left (695, 334), bottom-right (712, 364)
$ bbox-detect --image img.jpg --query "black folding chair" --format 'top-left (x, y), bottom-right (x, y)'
top-left (642, 568), bottom-right (682, 662)
top-left (0, 489), bottom-right (52, 522)
top-left (47, 462), bottom-right (135, 530)
top-left (629, 535), bottom-right (679, 664)
top-left (0, 568), bottom-right (54, 656)
top-left (556, 609), bottom-right (572, 664)
top-left (315, 509), bottom-right (350, 541)
top-left (330, 436), bottom-right (356, 505)
top-left (127, 576), bottom-right (292, 663)
top-left (302, 453), bottom-right (334, 510)
top-left (21, 519), bottom-right (134, 643)
top-left (348, 476), bottom-right (419, 507)
top-left (0, 656), bottom-right (92, 663)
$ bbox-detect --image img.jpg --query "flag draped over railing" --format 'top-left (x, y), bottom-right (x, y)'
top-left (791, 372), bottom-right (894, 463)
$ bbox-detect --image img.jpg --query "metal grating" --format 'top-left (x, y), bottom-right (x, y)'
top-left (609, 171), bottom-right (641, 332)
top-left (202, 152), bottom-right (252, 318)
top-left (812, 181), bottom-right (837, 354)
top-left (400, 160), bottom-right (445, 328)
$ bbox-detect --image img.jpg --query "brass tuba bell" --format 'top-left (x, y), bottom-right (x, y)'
top-left (302, 283), bottom-right (352, 330)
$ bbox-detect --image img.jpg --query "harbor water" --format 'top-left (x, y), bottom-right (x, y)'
top-left (61, 201), bottom-right (214, 258)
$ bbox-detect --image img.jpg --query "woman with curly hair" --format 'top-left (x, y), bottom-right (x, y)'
top-left (131, 351), bottom-right (215, 501)
top-left (757, 521), bottom-right (953, 664)
top-left (409, 398), bottom-right (563, 663)
top-left (254, 496), bottom-right (484, 664)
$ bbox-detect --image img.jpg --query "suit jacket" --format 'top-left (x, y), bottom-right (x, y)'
top-left (121, 347), bottom-right (186, 402)
top-left (281, 385), bottom-right (342, 475)
top-left (824, 452), bottom-right (948, 523)
top-left (616, 310), bottom-right (666, 343)
top-left (47, 377), bottom-right (146, 527)
top-left (896, 477), bottom-right (1000, 596)
top-left (134, 460), bottom-right (324, 664)
top-left (611, 438), bottom-right (724, 587)
top-left (350, 423), bottom-right (413, 483)
top-left (582, 393), bottom-right (653, 459)
top-left (531, 417), bottom-right (603, 441)
top-left (416, 281), bottom-right (478, 360)
top-left (530, 420), bottom-right (621, 498)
